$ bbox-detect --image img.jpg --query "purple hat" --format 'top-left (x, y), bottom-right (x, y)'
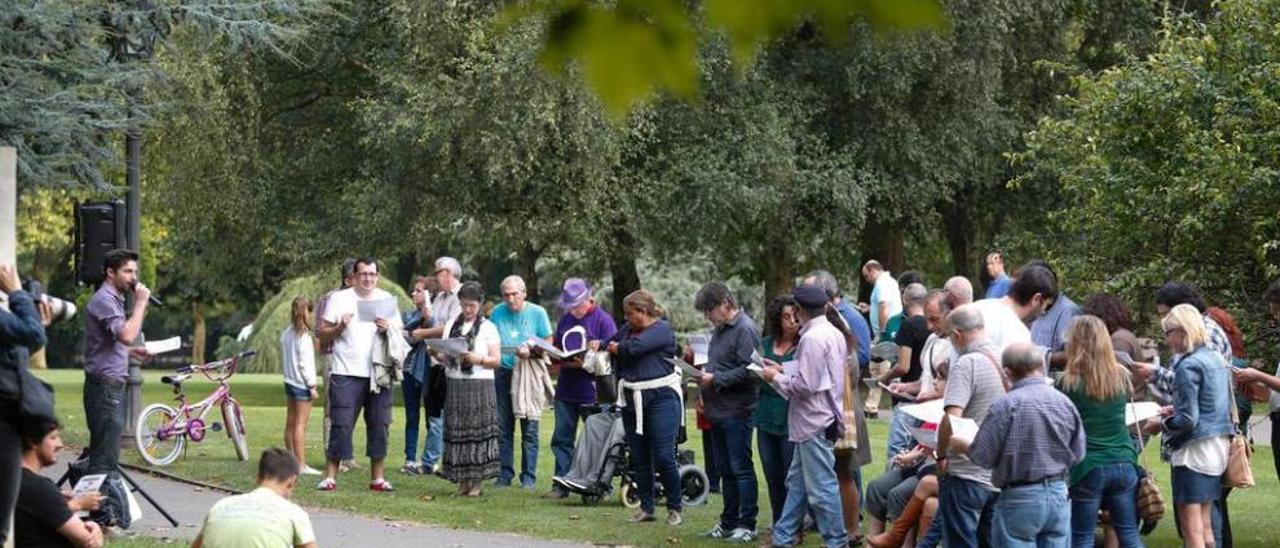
top-left (558, 278), bottom-right (593, 309)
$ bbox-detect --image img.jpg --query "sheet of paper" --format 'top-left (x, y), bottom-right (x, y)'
top-left (356, 298), bottom-right (399, 323)
top-left (71, 474), bottom-right (106, 517)
top-left (423, 337), bottom-right (469, 357)
top-left (1125, 401), bottom-right (1163, 426)
top-left (747, 364), bottom-right (765, 379)
top-left (881, 382), bottom-right (917, 402)
top-left (668, 357), bottom-right (704, 379)
top-left (143, 336), bottom-right (181, 355)
top-left (528, 338), bottom-right (584, 360)
top-left (899, 399), bottom-right (945, 424)
top-left (906, 424), bottom-right (939, 449)
top-left (947, 416), bottom-right (979, 445)
top-left (688, 334), bottom-right (710, 365)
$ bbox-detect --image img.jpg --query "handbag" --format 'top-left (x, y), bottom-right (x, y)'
top-left (1127, 378), bottom-right (1164, 535)
top-left (1223, 380), bottom-right (1255, 489)
top-left (833, 356), bottom-right (859, 451)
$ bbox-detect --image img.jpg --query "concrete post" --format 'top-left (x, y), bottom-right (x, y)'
top-left (0, 147), bottom-right (15, 267)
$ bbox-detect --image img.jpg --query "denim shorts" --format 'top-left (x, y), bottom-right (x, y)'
top-left (1171, 465), bottom-right (1220, 504)
top-left (284, 383), bottom-right (313, 402)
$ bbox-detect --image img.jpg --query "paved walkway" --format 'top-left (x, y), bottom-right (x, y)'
top-left (41, 452), bottom-right (582, 547)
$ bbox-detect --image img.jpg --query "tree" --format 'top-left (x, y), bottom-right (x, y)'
top-left (1018, 0), bottom-right (1280, 352)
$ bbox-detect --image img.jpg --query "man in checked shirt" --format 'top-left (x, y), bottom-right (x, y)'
top-left (961, 342), bottom-right (1085, 548)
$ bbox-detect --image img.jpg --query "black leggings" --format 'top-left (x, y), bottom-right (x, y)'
top-left (0, 402), bottom-right (21, 546)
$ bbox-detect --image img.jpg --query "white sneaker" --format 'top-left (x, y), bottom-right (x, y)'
top-left (300, 465), bottom-right (323, 476)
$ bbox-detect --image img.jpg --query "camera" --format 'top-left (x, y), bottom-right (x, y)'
top-left (22, 278), bottom-right (77, 323)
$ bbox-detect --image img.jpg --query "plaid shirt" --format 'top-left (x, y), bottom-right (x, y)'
top-left (1147, 314), bottom-right (1233, 405)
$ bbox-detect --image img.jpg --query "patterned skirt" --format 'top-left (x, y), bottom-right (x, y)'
top-left (442, 376), bottom-right (500, 484)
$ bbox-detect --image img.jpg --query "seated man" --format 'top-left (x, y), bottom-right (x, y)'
top-left (193, 448), bottom-right (318, 548)
top-left (15, 419), bottom-right (104, 548)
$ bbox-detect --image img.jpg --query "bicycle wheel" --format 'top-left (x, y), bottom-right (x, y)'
top-left (136, 403), bottom-right (184, 466)
top-left (223, 399), bottom-right (249, 461)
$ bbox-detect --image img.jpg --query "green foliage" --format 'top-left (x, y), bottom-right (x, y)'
top-left (1018, 0), bottom-right (1280, 352)
top-left (231, 274), bottom-right (412, 373)
top-left (511, 0), bottom-right (946, 116)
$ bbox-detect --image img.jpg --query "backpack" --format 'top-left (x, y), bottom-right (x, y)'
top-left (66, 454), bottom-right (133, 529)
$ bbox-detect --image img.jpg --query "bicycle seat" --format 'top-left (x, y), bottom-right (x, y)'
top-left (162, 373), bottom-right (191, 385)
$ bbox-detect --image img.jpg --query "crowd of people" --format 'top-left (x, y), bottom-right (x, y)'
top-left (4, 248), bottom-right (1280, 548)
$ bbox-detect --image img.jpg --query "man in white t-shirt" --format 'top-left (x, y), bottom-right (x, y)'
top-left (316, 257), bottom-right (403, 492)
top-left (860, 260), bottom-right (902, 339)
top-left (970, 264), bottom-right (1057, 354)
top-left (193, 448), bottom-right (317, 548)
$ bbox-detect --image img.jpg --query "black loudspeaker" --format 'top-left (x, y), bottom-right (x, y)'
top-left (75, 201), bottom-right (127, 286)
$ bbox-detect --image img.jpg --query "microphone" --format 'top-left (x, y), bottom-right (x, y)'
top-left (129, 281), bottom-right (164, 307)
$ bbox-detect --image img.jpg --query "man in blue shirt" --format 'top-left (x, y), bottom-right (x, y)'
top-left (984, 252), bottom-right (1012, 299)
top-left (490, 275), bottom-right (553, 489)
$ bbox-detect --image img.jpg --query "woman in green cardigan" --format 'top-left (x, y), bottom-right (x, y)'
top-left (753, 296), bottom-right (799, 527)
top-left (1057, 315), bottom-right (1143, 548)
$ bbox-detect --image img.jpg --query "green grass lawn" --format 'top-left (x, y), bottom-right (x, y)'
top-left (34, 369), bottom-right (1280, 547)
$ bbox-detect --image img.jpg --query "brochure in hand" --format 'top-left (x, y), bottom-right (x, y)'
top-left (423, 337), bottom-right (470, 357)
top-left (667, 357), bottom-right (704, 379)
top-left (528, 338), bottom-right (586, 360)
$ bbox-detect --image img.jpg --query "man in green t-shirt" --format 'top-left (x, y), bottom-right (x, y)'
top-left (490, 275), bottom-right (553, 488)
top-left (193, 448), bottom-right (317, 548)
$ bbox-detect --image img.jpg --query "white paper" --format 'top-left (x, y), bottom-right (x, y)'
top-left (688, 334), bottom-right (710, 365)
top-left (747, 364), bottom-right (765, 379)
top-left (529, 338), bottom-right (585, 360)
top-left (125, 482), bottom-right (142, 522)
top-left (1125, 401), bottom-right (1163, 426)
top-left (947, 416), bottom-right (979, 445)
top-left (423, 337), bottom-right (470, 357)
top-left (143, 336), bottom-right (181, 355)
top-left (668, 357), bottom-right (704, 378)
top-left (70, 474), bottom-right (106, 517)
top-left (906, 424), bottom-right (939, 449)
top-left (356, 298), bottom-right (399, 323)
top-left (899, 399), bottom-right (946, 424)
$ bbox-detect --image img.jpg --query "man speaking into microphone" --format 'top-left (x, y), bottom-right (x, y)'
top-left (83, 249), bottom-right (152, 474)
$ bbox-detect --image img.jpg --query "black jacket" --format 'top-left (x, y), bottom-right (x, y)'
top-left (0, 290), bottom-right (48, 402)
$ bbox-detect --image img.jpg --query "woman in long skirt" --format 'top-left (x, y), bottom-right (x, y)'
top-left (435, 282), bottom-right (501, 496)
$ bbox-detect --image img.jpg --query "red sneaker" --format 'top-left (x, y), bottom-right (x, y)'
top-left (316, 477), bottom-right (337, 491)
top-left (370, 478), bottom-right (395, 492)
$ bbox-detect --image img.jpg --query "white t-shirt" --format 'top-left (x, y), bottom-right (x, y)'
top-left (322, 288), bottom-right (401, 378)
top-left (441, 316), bottom-right (501, 380)
top-left (869, 272), bottom-right (902, 338)
top-left (973, 298), bottom-right (1031, 353)
top-left (1171, 435), bottom-right (1230, 476)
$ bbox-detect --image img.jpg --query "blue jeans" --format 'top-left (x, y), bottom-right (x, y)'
top-left (552, 399), bottom-right (595, 478)
top-left (757, 429), bottom-right (794, 524)
top-left (939, 474), bottom-right (998, 548)
top-left (495, 368), bottom-right (539, 486)
top-left (992, 480), bottom-right (1071, 548)
top-left (402, 374), bottom-right (428, 464)
top-left (1070, 463), bottom-right (1143, 548)
top-left (621, 389), bottom-right (682, 514)
top-left (710, 417), bottom-right (759, 531)
top-left (886, 405), bottom-right (916, 464)
top-left (770, 436), bottom-right (848, 548)
top-left (84, 374), bottom-right (127, 474)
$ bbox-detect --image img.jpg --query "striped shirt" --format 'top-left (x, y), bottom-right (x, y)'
top-left (969, 376), bottom-right (1086, 488)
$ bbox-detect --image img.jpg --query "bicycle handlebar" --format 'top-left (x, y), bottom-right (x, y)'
top-left (174, 349), bottom-right (256, 381)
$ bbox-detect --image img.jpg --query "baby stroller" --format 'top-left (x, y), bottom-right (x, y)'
top-left (552, 408), bottom-right (710, 508)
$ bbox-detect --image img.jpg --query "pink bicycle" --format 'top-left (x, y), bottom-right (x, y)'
top-left (134, 350), bottom-right (256, 466)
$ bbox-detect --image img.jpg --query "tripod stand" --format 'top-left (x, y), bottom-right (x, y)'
top-left (56, 462), bottom-right (179, 528)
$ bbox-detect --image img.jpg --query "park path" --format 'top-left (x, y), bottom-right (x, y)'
top-left (41, 451), bottom-right (585, 548)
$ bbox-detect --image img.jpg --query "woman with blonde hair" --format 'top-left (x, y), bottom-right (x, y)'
top-left (1057, 315), bottom-right (1142, 547)
top-left (281, 296), bottom-right (322, 475)
top-left (1160, 304), bottom-right (1234, 548)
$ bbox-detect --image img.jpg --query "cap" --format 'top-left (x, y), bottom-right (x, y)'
top-left (558, 278), bottom-right (593, 309)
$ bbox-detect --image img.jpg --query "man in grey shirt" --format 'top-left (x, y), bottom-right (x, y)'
top-left (83, 249), bottom-right (152, 474)
top-left (412, 256), bottom-right (462, 474)
top-left (937, 304), bottom-right (1006, 548)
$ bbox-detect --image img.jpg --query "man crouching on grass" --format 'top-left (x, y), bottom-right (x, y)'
top-left (193, 448), bottom-right (317, 548)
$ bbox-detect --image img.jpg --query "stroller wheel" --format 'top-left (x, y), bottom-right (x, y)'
top-left (678, 464), bottom-right (710, 507)
top-left (620, 481), bottom-right (642, 508)
top-left (582, 493), bottom-right (603, 506)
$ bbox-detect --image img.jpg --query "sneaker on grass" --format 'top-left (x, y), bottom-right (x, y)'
top-left (702, 524), bottom-right (727, 539)
top-left (400, 462), bottom-right (421, 475)
top-left (316, 477), bottom-right (337, 491)
top-left (370, 478), bottom-right (395, 492)
top-left (300, 465), bottom-right (323, 476)
top-left (726, 528), bottom-right (758, 543)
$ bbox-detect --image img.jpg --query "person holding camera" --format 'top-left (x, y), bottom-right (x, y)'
top-left (1, 262), bottom-right (49, 546)
top-left (82, 249), bottom-right (152, 475)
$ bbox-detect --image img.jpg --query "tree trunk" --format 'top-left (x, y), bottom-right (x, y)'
top-left (762, 238), bottom-right (795, 301)
top-left (857, 222), bottom-right (906, 302)
top-left (192, 300), bottom-right (206, 365)
top-left (608, 229), bottom-right (641, 320)
top-left (943, 201), bottom-right (975, 280)
top-left (519, 243), bottom-right (542, 302)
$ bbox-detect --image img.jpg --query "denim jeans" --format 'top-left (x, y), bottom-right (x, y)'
top-left (991, 480), bottom-right (1070, 548)
top-left (84, 374), bottom-right (127, 474)
top-left (939, 474), bottom-right (998, 548)
top-left (552, 399), bottom-right (595, 478)
top-left (495, 368), bottom-right (539, 486)
top-left (402, 374), bottom-right (428, 464)
top-left (1070, 463), bottom-right (1143, 548)
top-left (770, 436), bottom-right (847, 548)
top-left (886, 405), bottom-right (916, 464)
top-left (703, 427), bottom-right (722, 492)
top-left (757, 429), bottom-right (794, 524)
top-left (621, 389), bottom-right (682, 514)
top-left (710, 417), bottom-right (759, 531)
